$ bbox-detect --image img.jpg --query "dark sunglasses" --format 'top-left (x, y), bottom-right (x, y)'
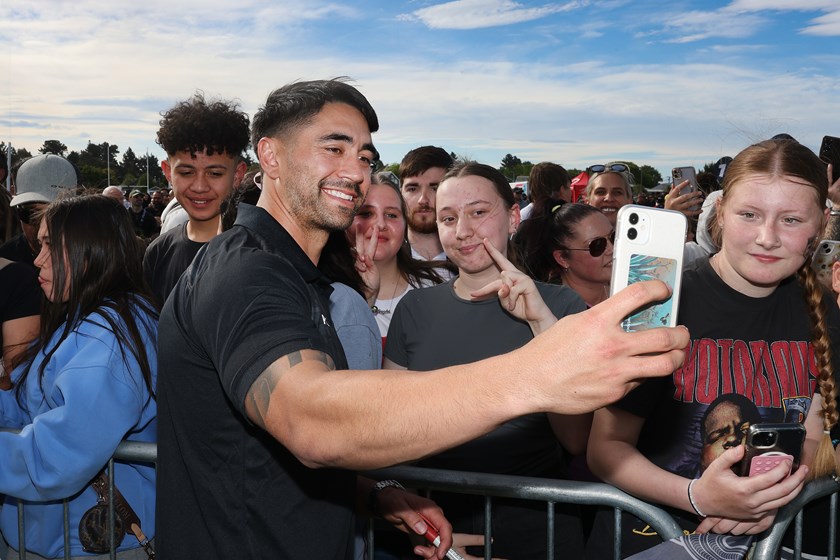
top-left (16, 205), bottom-right (40, 225)
top-left (588, 163), bottom-right (629, 174)
top-left (560, 230), bottom-right (615, 257)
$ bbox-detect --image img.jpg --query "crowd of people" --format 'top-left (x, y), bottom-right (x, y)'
top-left (0, 78), bottom-right (839, 560)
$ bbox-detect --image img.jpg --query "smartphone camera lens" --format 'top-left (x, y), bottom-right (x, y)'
top-left (627, 228), bottom-right (637, 240)
top-left (753, 431), bottom-right (777, 448)
top-left (629, 213), bottom-right (639, 225)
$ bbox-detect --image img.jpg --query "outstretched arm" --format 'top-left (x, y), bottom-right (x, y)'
top-left (244, 280), bottom-right (689, 470)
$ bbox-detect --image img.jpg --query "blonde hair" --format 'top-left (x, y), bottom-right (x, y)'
top-left (714, 139), bottom-right (837, 479)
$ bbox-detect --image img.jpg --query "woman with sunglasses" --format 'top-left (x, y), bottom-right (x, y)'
top-left (520, 202), bottom-right (614, 307)
top-left (584, 162), bottom-right (634, 227)
top-left (0, 194), bottom-right (157, 559)
top-left (386, 162), bottom-right (589, 560)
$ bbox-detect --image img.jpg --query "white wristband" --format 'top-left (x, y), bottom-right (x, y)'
top-left (687, 478), bottom-right (706, 518)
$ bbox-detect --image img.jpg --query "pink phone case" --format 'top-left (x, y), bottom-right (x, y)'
top-left (749, 452), bottom-right (793, 477)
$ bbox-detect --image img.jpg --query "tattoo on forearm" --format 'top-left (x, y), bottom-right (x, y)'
top-left (244, 350), bottom-right (335, 430)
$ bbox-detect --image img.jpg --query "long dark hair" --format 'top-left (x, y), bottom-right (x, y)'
top-left (15, 195), bottom-right (157, 403)
top-left (517, 202), bottom-right (602, 283)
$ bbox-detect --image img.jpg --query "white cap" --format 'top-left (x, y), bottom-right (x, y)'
top-left (10, 154), bottom-right (78, 207)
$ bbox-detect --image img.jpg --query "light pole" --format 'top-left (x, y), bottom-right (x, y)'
top-left (105, 142), bottom-right (111, 188)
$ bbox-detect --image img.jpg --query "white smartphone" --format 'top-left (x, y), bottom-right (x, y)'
top-left (610, 205), bottom-right (687, 330)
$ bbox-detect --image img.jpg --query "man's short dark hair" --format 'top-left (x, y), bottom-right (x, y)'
top-left (528, 162), bottom-right (569, 203)
top-left (251, 78), bottom-right (379, 152)
top-left (398, 146), bottom-right (454, 181)
top-left (156, 92), bottom-right (250, 158)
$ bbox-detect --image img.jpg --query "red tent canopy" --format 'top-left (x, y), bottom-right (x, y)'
top-left (570, 172), bottom-right (588, 202)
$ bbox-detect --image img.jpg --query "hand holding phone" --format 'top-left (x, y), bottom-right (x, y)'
top-left (672, 166), bottom-right (702, 212)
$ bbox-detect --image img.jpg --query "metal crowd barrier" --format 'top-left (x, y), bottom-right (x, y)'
top-left (364, 465), bottom-right (684, 560)
top-left (10, 440), bottom-right (157, 560)
top-left (752, 476), bottom-right (840, 560)
top-left (4, 437), bottom-right (840, 559)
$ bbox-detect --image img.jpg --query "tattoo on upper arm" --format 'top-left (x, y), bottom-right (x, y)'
top-left (244, 349), bottom-right (335, 430)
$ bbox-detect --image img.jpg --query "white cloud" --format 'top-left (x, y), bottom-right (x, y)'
top-left (401, 0), bottom-right (582, 30)
top-left (725, 0), bottom-right (840, 36)
top-left (800, 9), bottom-right (840, 36)
top-left (727, 0), bottom-right (836, 11)
top-left (1, 0), bottom-right (838, 180)
top-left (658, 10), bottom-right (767, 43)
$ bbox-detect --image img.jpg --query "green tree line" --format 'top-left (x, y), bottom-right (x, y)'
top-left (3, 139), bottom-right (259, 191)
top-left (2, 139), bottom-right (168, 190)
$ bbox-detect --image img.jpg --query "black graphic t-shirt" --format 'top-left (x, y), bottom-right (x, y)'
top-left (617, 257), bottom-right (840, 480)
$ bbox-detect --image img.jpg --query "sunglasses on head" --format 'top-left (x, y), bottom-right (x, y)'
top-left (588, 163), bottom-right (629, 174)
top-left (375, 171), bottom-right (401, 190)
top-left (560, 230), bottom-right (615, 257)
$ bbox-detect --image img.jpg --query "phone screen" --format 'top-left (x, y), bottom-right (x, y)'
top-left (621, 254), bottom-right (679, 331)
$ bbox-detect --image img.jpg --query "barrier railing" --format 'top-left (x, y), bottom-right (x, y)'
top-left (752, 475), bottom-right (840, 560)
top-left (364, 465), bottom-right (684, 560)
top-left (10, 440), bottom-right (157, 560)
top-left (4, 437), bottom-right (839, 559)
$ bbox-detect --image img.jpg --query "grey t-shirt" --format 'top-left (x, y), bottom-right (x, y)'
top-left (385, 278), bottom-right (586, 475)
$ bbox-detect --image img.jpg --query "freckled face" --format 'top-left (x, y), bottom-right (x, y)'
top-left (436, 175), bottom-right (518, 275)
top-left (715, 174), bottom-right (825, 297)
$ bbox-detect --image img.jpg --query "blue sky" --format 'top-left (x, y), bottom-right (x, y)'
top-left (1, 0), bottom-right (839, 181)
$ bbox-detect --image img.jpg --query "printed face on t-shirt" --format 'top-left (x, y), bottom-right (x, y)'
top-left (700, 400), bottom-right (752, 472)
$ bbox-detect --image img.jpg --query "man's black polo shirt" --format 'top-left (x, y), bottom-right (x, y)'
top-left (156, 204), bottom-right (353, 560)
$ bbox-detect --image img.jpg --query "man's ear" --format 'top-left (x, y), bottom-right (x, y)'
top-left (234, 160), bottom-right (247, 187)
top-left (257, 137), bottom-right (283, 180)
top-left (161, 158), bottom-right (172, 184)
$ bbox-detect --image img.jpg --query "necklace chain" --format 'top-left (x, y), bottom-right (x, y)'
top-left (371, 277), bottom-right (403, 316)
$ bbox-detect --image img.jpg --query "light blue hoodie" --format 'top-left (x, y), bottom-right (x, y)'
top-left (0, 303), bottom-right (157, 558)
